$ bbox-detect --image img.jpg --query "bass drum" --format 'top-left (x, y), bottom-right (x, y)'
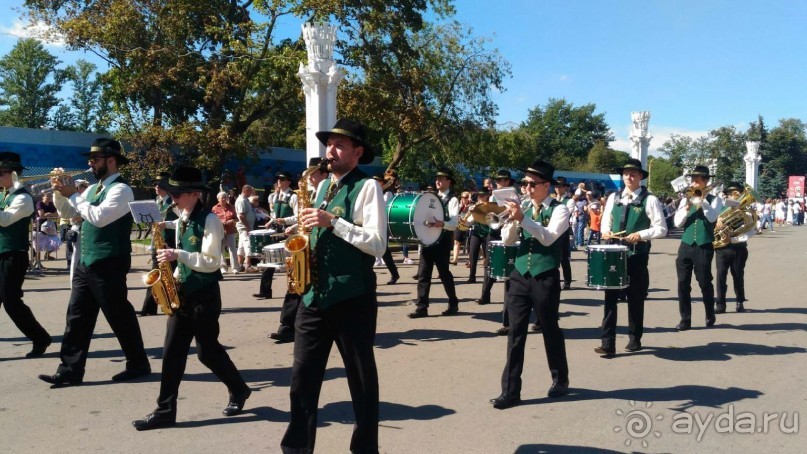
top-left (386, 192), bottom-right (444, 246)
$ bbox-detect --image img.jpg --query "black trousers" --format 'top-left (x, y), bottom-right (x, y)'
top-left (259, 267), bottom-right (275, 298)
top-left (276, 293), bottom-right (302, 337)
top-left (415, 237), bottom-right (458, 309)
top-left (501, 269), bottom-right (568, 397)
top-left (601, 252), bottom-right (650, 348)
top-left (467, 233), bottom-right (485, 279)
top-left (281, 294), bottom-right (379, 454)
top-left (675, 242), bottom-right (716, 323)
top-left (381, 247), bottom-right (399, 280)
top-left (0, 251), bottom-right (50, 346)
top-left (154, 283), bottom-right (248, 418)
top-left (560, 228), bottom-right (572, 284)
top-left (715, 243), bottom-right (748, 304)
top-left (57, 255), bottom-right (148, 378)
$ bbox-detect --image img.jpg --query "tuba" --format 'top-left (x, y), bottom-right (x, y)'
top-left (713, 184), bottom-right (759, 249)
top-left (142, 210), bottom-right (182, 315)
top-left (284, 163), bottom-right (324, 295)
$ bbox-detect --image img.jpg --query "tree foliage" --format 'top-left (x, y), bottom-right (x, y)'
top-left (0, 38), bottom-right (64, 128)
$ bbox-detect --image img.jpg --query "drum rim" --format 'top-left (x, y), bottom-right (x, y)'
top-left (587, 244), bottom-right (629, 251)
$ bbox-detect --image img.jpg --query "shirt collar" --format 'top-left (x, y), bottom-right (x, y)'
top-left (332, 168), bottom-right (355, 186)
top-left (99, 172), bottom-right (120, 186)
top-left (624, 186), bottom-right (643, 198)
top-left (438, 188), bottom-right (451, 199)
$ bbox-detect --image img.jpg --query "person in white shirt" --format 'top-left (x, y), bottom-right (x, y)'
top-left (714, 182), bottom-right (756, 314)
top-left (234, 184), bottom-right (256, 272)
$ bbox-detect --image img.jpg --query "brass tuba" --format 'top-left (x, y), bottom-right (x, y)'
top-left (284, 163), bottom-right (323, 295)
top-left (142, 215), bottom-right (182, 315)
top-left (713, 184), bottom-right (759, 248)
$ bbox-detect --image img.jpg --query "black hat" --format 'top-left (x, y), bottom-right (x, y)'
top-left (523, 160), bottom-right (558, 185)
top-left (308, 157), bottom-right (329, 171)
top-left (723, 181), bottom-right (744, 195)
top-left (615, 158), bottom-right (649, 180)
top-left (477, 188), bottom-right (491, 197)
top-left (0, 151), bottom-right (26, 171)
top-left (315, 119), bottom-right (375, 165)
top-left (435, 167), bottom-right (455, 183)
top-left (82, 138), bottom-right (129, 165)
top-left (687, 165), bottom-right (712, 178)
top-left (495, 169), bottom-right (514, 182)
top-left (554, 175), bottom-right (569, 187)
top-left (163, 166), bottom-right (208, 193)
top-left (276, 170), bottom-right (293, 181)
top-left (152, 171), bottom-right (172, 190)
top-left (372, 175), bottom-right (384, 182)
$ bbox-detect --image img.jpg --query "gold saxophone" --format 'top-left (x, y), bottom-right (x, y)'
top-left (284, 163), bottom-right (324, 295)
top-left (142, 207), bottom-right (182, 315)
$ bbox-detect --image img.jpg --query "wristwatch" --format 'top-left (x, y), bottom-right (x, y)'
top-left (330, 216), bottom-right (340, 228)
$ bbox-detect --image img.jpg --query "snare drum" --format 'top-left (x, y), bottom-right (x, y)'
top-left (261, 243), bottom-right (289, 269)
top-left (386, 192), bottom-right (444, 246)
top-left (249, 229), bottom-right (277, 256)
top-left (488, 240), bottom-right (519, 281)
top-left (586, 244), bottom-right (629, 289)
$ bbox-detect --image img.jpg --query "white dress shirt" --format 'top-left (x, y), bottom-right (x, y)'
top-left (673, 192), bottom-right (723, 227)
top-left (0, 182), bottom-right (34, 227)
top-left (173, 212), bottom-right (224, 277)
top-left (502, 196), bottom-right (571, 247)
top-left (317, 170), bottom-right (387, 258)
top-left (601, 187), bottom-right (668, 240)
top-left (268, 188), bottom-right (299, 225)
top-left (438, 189), bottom-right (460, 231)
top-left (53, 172), bottom-right (134, 228)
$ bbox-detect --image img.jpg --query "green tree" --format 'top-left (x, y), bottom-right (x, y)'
top-left (585, 140), bottom-right (629, 173)
top-left (63, 59), bottom-right (105, 132)
top-left (646, 156), bottom-right (682, 199)
top-left (0, 38), bottom-right (64, 128)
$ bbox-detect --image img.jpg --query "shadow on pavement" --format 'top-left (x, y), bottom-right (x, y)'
top-left (641, 342), bottom-right (806, 362)
top-left (375, 328), bottom-right (495, 349)
top-left (317, 400), bottom-right (456, 427)
top-left (514, 444), bottom-right (622, 454)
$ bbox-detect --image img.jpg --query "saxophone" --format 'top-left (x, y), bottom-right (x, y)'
top-left (142, 208), bottom-right (182, 315)
top-left (284, 163), bottom-right (324, 295)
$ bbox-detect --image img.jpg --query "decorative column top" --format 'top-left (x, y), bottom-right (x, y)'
top-left (630, 111), bottom-right (651, 139)
top-left (744, 141), bottom-right (761, 161)
top-left (302, 23), bottom-right (337, 71)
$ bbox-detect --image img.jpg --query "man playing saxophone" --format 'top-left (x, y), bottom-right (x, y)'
top-left (280, 119), bottom-right (386, 453)
top-left (714, 181), bottom-right (755, 313)
top-left (133, 166), bottom-right (251, 430)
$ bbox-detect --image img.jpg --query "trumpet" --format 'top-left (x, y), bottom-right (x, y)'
top-left (16, 168), bottom-right (90, 183)
top-left (685, 182), bottom-right (720, 206)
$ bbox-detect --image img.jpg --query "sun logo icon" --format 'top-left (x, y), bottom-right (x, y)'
top-left (614, 400), bottom-right (664, 448)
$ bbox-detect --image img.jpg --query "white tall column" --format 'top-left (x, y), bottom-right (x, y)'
top-left (629, 111), bottom-right (652, 170)
top-left (744, 141), bottom-right (761, 190)
top-left (298, 23), bottom-right (344, 165)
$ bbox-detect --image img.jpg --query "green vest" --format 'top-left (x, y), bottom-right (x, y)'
top-left (610, 189), bottom-right (652, 255)
top-left (515, 200), bottom-right (562, 277)
top-left (681, 194), bottom-right (716, 246)
top-left (273, 191), bottom-right (294, 218)
top-left (159, 196), bottom-right (178, 222)
top-left (0, 187), bottom-right (32, 253)
top-left (471, 219), bottom-right (490, 237)
top-left (303, 169), bottom-right (375, 310)
top-left (80, 179), bottom-right (134, 266)
top-left (177, 204), bottom-right (222, 295)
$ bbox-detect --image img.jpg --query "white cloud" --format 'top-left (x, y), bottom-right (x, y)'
top-left (0, 18), bottom-right (66, 47)
top-left (559, 75), bottom-right (569, 82)
top-left (610, 124), bottom-right (709, 157)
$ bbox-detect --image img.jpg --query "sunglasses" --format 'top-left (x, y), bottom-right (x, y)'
top-left (520, 180), bottom-right (547, 188)
top-left (88, 155), bottom-right (109, 163)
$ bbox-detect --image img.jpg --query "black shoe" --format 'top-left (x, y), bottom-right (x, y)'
top-left (547, 380), bottom-right (569, 398)
top-left (466, 277), bottom-right (477, 284)
top-left (676, 321), bottom-right (691, 331)
top-left (408, 307), bottom-right (428, 319)
top-left (138, 311), bottom-right (158, 316)
top-left (386, 276), bottom-right (399, 285)
top-left (562, 282), bottom-right (571, 290)
top-left (268, 332), bottom-right (294, 343)
top-left (441, 306), bottom-right (459, 316)
top-left (715, 304), bottom-right (726, 314)
top-left (594, 346), bottom-right (615, 357)
top-left (223, 388), bottom-right (252, 416)
top-left (411, 274), bottom-right (419, 280)
top-left (252, 293), bottom-right (271, 300)
top-left (530, 324), bottom-right (542, 333)
top-left (476, 298), bottom-right (490, 305)
top-left (736, 302), bottom-right (745, 312)
top-left (112, 367), bottom-right (152, 382)
top-left (132, 413), bottom-right (176, 431)
top-left (624, 341), bottom-right (642, 352)
top-left (26, 339), bottom-right (52, 358)
top-left (705, 316), bottom-right (716, 328)
top-left (38, 372), bottom-right (83, 388)
top-left (495, 326), bottom-right (509, 336)
top-left (491, 393), bottom-right (521, 409)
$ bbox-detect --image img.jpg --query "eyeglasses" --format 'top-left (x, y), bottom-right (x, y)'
top-left (88, 155), bottom-right (109, 163)
top-left (520, 180), bottom-right (547, 188)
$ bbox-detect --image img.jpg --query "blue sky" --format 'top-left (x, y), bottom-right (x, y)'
top-left (2, 0), bottom-right (806, 154)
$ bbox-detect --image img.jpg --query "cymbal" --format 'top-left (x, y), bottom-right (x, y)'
top-left (470, 202), bottom-right (506, 225)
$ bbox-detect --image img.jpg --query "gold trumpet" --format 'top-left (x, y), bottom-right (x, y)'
top-left (16, 168), bottom-right (90, 182)
top-left (685, 182), bottom-right (720, 206)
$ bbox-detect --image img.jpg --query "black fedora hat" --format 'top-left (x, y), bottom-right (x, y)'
top-left (723, 181), bottom-right (744, 195)
top-left (308, 157), bottom-right (329, 171)
top-left (554, 175), bottom-right (569, 187)
top-left (615, 158), bottom-right (649, 180)
top-left (495, 169), bottom-right (514, 182)
top-left (435, 167), bottom-right (455, 183)
top-left (0, 151), bottom-right (26, 171)
top-left (477, 187), bottom-right (491, 197)
top-left (687, 165), bottom-right (712, 178)
top-left (275, 170), bottom-right (293, 181)
top-left (82, 138), bottom-right (129, 165)
top-left (163, 166), bottom-right (208, 193)
top-left (522, 160), bottom-right (558, 185)
top-left (151, 171), bottom-right (172, 190)
top-left (315, 119), bottom-right (375, 165)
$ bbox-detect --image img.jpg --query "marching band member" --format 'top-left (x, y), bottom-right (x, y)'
top-left (491, 160), bottom-right (570, 409)
top-left (40, 138), bottom-right (150, 387)
top-left (374, 173), bottom-right (401, 285)
top-left (467, 188), bottom-right (491, 285)
top-left (596, 159), bottom-right (667, 356)
top-left (477, 170), bottom-right (515, 303)
top-left (281, 119), bottom-right (385, 452)
top-left (140, 172), bottom-right (177, 316)
top-left (673, 165), bottom-right (723, 331)
top-left (0, 151), bottom-right (52, 358)
top-left (133, 166), bottom-right (251, 430)
top-left (267, 170), bottom-right (298, 230)
top-left (408, 167), bottom-right (461, 318)
top-left (553, 176), bottom-right (573, 289)
top-left (714, 181), bottom-right (754, 313)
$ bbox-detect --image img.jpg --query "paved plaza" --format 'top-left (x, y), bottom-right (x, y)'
top-left (1, 226), bottom-right (805, 453)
